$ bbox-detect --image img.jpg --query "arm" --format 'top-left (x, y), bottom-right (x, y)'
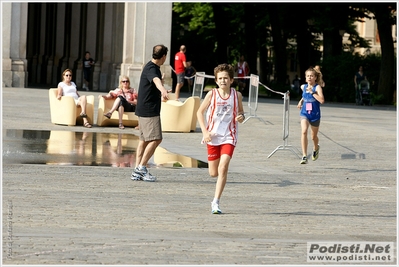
top-left (297, 84), bottom-right (305, 109)
top-left (153, 77), bottom-right (169, 101)
top-left (312, 85), bottom-right (325, 104)
top-left (99, 93), bottom-right (113, 100)
top-left (197, 91), bottom-right (213, 143)
top-left (354, 75), bottom-right (357, 88)
top-left (235, 91), bottom-right (245, 123)
top-left (127, 89), bottom-right (138, 105)
top-left (57, 87), bottom-right (63, 100)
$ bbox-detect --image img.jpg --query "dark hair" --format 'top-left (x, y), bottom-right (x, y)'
top-left (62, 68), bottom-right (73, 81)
top-left (214, 63), bottom-right (234, 80)
top-left (152, 44), bottom-right (168, 59)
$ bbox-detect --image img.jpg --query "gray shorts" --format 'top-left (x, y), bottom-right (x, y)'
top-left (176, 73), bottom-right (185, 84)
top-left (300, 116), bottom-right (321, 127)
top-left (138, 116), bottom-right (162, 141)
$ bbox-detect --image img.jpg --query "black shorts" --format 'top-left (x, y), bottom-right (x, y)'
top-left (118, 95), bottom-right (135, 112)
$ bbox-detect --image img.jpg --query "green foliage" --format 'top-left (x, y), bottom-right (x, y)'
top-left (173, 162), bottom-right (183, 168)
top-left (172, 3), bottom-right (395, 105)
top-left (173, 3), bottom-right (215, 35)
top-left (322, 52), bottom-right (382, 103)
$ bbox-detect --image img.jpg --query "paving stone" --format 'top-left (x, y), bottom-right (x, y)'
top-left (2, 87), bottom-right (397, 265)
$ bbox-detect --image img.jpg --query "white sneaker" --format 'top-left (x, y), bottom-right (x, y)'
top-left (211, 202), bottom-right (222, 214)
top-left (134, 166), bottom-right (156, 182)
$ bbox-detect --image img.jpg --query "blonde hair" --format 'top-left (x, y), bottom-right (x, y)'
top-left (119, 75), bottom-right (130, 89)
top-left (306, 67), bottom-right (323, 85)
top-left (314, 65), bottom-right (324, 86)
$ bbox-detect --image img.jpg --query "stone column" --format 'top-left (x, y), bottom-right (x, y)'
top-left (8, 3), bottom-right (29, 87)
top-left (86, 3), bottom-right (99, 91)
top-left (120, 2), bottom-right (172, 90)
top-left (98, 3), bottom-right (116, 92)
top-left (2, 3), bottom-right (12, 87)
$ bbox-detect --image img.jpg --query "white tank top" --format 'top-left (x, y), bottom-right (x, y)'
top-left (205, 88), bottom-right (239, 146)
top-left (58, 81), bottom-right (78, 100)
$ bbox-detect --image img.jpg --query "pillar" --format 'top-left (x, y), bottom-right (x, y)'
top-left (120, 2), bottom-right (172, 90)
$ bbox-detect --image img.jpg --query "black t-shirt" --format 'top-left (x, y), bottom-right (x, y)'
top-left (83, 58), bottom-right (94, 69)
top-left (135, 61), bottom-right (162, 117)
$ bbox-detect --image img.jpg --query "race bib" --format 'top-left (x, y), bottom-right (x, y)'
top-left (306, 103), bottom-right (312, 114)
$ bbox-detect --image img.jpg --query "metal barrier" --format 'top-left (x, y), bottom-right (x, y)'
top-left (267, 91), bottom-right (301, 159)
top-left (192, 72), bottom-right (205, 98)
top-left (243, 74), bottom-right (267, 124)
top-left (192, 71), bottom-right (300, 158)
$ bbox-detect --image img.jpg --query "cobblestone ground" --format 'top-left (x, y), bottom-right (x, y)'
top-left (2, 87), bottom-right (397, 265)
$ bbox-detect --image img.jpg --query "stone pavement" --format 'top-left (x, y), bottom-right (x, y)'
top-left (2, 87), bottom-right (397, 265)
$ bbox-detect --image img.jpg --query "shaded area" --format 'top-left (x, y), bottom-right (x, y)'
top-left (3, 129), bottom-right (208, 169)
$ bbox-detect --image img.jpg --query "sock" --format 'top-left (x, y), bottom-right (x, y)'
top-left (212, 198), bottom-right (219, 204)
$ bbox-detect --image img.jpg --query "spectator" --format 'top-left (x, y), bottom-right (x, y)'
top-left (354, 65), bottom-right (367, 104)
top-left (174, 45), bottom-right (187, 101)
top-left (235, 55), bottom-right (250, 93)
top-left (185, 60), bottom-right (197, 93)
top-left (130, 44), bottom-right (170, 182)
top-left (57, 69), bottom-right (92, 128)
top-left (82, 51), bottom-right (95, 91)
top-left (293, 74), bottom-right (301, 94)
top-left (99, 75), bottom-right (138, 129)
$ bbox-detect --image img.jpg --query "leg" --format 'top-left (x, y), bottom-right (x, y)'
top-left (300, 119), bottom-right (309, 157)
top-left (208, 158), bottom-right (220, 178)
top-left (109, 98), bottom-right (122, 113)
top-left (214, 154), bottom-right (232, 200)
top-left (139, 139), bottom-right (162, 167)
top-left (135, 140), bottom-right (147, 168)
top-left (118, 105), bottom-right (125, 128)
top-left (175, 82), bottom-right (183, 100)
top-left (310, 125), bottom-right (319, 151)
top-left (187, 79), bottom-right (193, 94)
top-left (78, 95), bottom-right (87, 114)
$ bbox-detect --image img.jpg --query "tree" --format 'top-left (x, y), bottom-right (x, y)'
top-left (371, 3), bottom-right (396, 104)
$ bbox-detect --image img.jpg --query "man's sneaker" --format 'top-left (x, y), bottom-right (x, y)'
top-left (312, 145), bottom-right (320, 161)
top-left (131, 167), bottom-right (143, 181)
top-left (300, 156), bottom-right (308, 164)
top-left (131, 166), bottom-right (156, 182)
top-left (142, 170), bottom-right (156, 182)
top-left (211, 202), bottom-right (222, 214)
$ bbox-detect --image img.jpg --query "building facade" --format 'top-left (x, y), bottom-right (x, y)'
top-left (2, 2), bottom-right (173, 91)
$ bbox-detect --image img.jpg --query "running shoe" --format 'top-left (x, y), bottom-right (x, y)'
top-left (211, 202), bottom-right (222, 214)
top-left (131, 167), bottom-right (143, 181)
top-left (312, 145), bottom-right (320, 161)
top-left (300, 156), bottom-right (308, 164)
top-left (131, 166), bottom-right (156, 182)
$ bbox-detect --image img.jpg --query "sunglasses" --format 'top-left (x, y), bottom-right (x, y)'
top-left (65, 74), bottom-right (72, 77)
top-left (122, 80), bottom-right (129, 83)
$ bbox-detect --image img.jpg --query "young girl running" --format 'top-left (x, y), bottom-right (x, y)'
top-left (297, 67), bottom-right (325, 164)
top-left (197, 63), bottom-right (245, 214)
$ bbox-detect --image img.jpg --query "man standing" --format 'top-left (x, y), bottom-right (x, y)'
top-left (174, 45), bottom-right (187, 101)
top-left (131, 44), bottom-right (170, 182)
